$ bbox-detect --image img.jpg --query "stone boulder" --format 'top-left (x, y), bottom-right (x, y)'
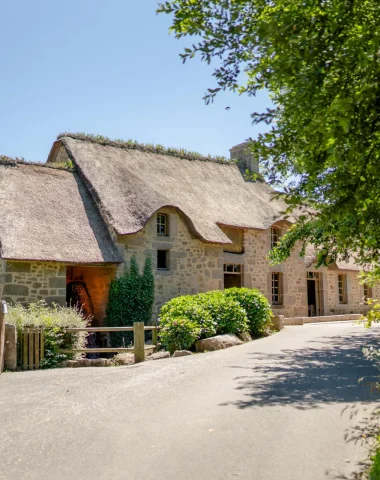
top-left (66, 358), bottom-right (112, 368)
top-left (112, 353), bottom-right (135, 366)
top-left (172, 350), bottom-right (192, 358)
top-left (237, 332), bottom-right (252, 343)
top-left (147, 351), bottom-right (170, 361)
top-left (195, 334), bottom-right (243, 353)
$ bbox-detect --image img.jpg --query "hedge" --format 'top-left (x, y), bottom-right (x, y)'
top-left (159, 288), bottom-right (271, 352)
top-left (223, 288), bottom-right (272, 337)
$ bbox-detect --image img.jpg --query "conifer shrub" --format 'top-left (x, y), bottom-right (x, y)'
top-left (105, 255), bottom-right (155, 347)
top-left (223, 288), bottom-right (272, 337)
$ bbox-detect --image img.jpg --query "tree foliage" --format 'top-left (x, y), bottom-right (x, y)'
top-left (158, 0), bottom-right (380, 272)
top-left (105, 256), bottom-right (155, 347)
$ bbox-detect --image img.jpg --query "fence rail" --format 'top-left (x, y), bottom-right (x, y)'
top-left (58, 322), bottom-right (160, 363)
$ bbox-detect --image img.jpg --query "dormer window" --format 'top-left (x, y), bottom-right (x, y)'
top-left (271, 226), bottom-right (279, 248)
top-left (157, 214), bottom-right (168, 236)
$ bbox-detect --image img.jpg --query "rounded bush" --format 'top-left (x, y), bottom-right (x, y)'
top-left (224, 288), bottom-right (272, 337)
top-left (159, 317), bottom-right (201, 354)
top-left (159, 295), bottom-right (216, 339)
top-left (196, 291), bottom-right (248, 335)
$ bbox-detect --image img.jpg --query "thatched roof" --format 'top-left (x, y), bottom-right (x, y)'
top-left (50, 136), bottom-right (290, 244)
top-left (0, 160), bottom-right (122, 263)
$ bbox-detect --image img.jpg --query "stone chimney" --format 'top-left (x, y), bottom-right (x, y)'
top-left (229, 141), bottom-right (259, 180)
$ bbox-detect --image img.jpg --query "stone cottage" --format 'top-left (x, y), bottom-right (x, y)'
top-left (0, 134), bottom-right (376, 325)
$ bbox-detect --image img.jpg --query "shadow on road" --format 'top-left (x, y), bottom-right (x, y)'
top-left (222, 331), bottom-right (380, 410)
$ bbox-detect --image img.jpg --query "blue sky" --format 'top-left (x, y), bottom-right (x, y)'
top-left (0, 0), bottom-right (271, 162)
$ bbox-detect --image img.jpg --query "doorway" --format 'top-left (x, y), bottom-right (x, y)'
top-left (307, 272), bottom-right (321, 316)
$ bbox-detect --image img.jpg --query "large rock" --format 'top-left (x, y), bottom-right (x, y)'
top-left (147, 351), bottom-right (170, 361)
top-left (112, 353), bottom-right (135, 366)
top-left (66, 358), bottom-right (112, 368)
top-left (237, 332), bottom-right (252, 343)
top-left (172, 350), bottom-right (192, 357)
top-left (195, 334), bottom-right (243, 353)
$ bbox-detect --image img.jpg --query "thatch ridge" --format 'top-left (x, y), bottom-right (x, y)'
top-left (57, 132), bottom-right (233, 165)
top-left (0, 155), bottom-right (74, 171)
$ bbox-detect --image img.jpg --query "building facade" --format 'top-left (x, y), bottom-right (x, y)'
top-left (0, 134), bottom-right (376, 324)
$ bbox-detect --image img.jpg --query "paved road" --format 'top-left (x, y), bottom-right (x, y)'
top-left (1, 323), bottom-right (379, 480)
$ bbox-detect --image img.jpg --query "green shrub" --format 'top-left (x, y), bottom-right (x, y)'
top-left (159, 317), bottom-right (201, 354)
top-left (6, 301), bottom-right (89, 369)
top-left (370, 447), bottom-right (380, 480)
top-left (196, 291), bottom-right (248, 335)
top-left (105, 255), bottom-right (155, 347)
top-left (218, 288), bottom-right (272, 337)
top-left (159, 295), bottom-right (216, 339)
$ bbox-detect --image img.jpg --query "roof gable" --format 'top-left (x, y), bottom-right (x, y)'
top-left (0, 161), bottom-right (122, 263)
top-left (54, 136), bottom-right (288, 244)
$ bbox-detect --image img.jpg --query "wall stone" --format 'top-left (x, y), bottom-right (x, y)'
top-left (117, 212), bottom-right (375, 320)
top-left (1, 261), bottom-right (67, 306)
top-left (118, 207), bottom-right (223, 318)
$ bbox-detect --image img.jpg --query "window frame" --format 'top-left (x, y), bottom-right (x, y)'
top-left (270, 226), bottom-right (279, 249)
top-left (157, 250), bottom-right (169, 270)
top-left (271, 272), bottom-right (283, 306)
top-left (338, 274), bottom-right (348, 304)
top-left (157, 213), bottom-right (168, 236)
top-left (363, 283), bottom-right (373, 301)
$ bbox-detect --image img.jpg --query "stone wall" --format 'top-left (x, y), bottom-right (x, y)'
top-left (0, 261), bottom-right (67, 306)
top-left (243, 222), bottom-right (309, 318)
top-left (118, 212), bottom-right (376, 320)
top-left (326, 270), bottom-right (380, 315)
top-left (117, 207), bottom-right (223, 318)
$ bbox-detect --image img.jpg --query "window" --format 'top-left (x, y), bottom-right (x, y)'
top-left (363, 284), bottom-right (373, 301)
top-left (338, 274), bottom-right (347, 304)
top-left (307, 272), bottom-right (318, 279)
top-left (271, 227), bottom-right (279, 248)
top-left (224, 264), bottom-right (241, 274)
top-left (271, 272), bottom-right (283, 305)
top-left (157, 214), bottom-right (168, 236)
top-left (224, 264), bottom-right (242, 289)
top-left (157, 250), bottom-right (168, 270)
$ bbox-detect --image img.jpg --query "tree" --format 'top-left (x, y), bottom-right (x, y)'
top-left (158, 1), bottom-right (380, 277)
top-left (105, 256), bottom-right (155, 347)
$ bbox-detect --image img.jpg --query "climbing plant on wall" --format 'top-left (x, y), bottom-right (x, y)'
top-left (105, 255), bottom-right (155, 347)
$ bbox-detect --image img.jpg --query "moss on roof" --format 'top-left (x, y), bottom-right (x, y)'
top-left (0, 154), bottom-right (74, 171)
top-left (57, 132), bottom-right (232, 165)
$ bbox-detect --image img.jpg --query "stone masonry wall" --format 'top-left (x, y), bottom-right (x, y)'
top-left (118, 212), bottom-right (376, 320)
top-left (326, 270), bottom-right (380, 315)
top-left (243, 222), bottom-right (309, 318)
top-left (0, 260), bottom-right (67, 306)
top-left (117, 207), bottom-right (223, 318)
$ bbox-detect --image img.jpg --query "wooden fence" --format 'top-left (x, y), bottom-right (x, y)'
top-left (19, 327), bottom-right (45, 370)
top-left (59, 322), bottom-right (160, 363)
top-left (0, 301), bottom-right (7, 373)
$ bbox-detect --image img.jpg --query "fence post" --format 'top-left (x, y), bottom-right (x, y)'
top-left (40, 328), bottom-right (45, 363)
top-left (0, 301), bottom-right (8, 373)
top-left (152, 322), bottom-right (158, 348)
top-left (23, 327), bottom-right (28, 370)
top-left (133, 322), bottom-right (145, 363)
